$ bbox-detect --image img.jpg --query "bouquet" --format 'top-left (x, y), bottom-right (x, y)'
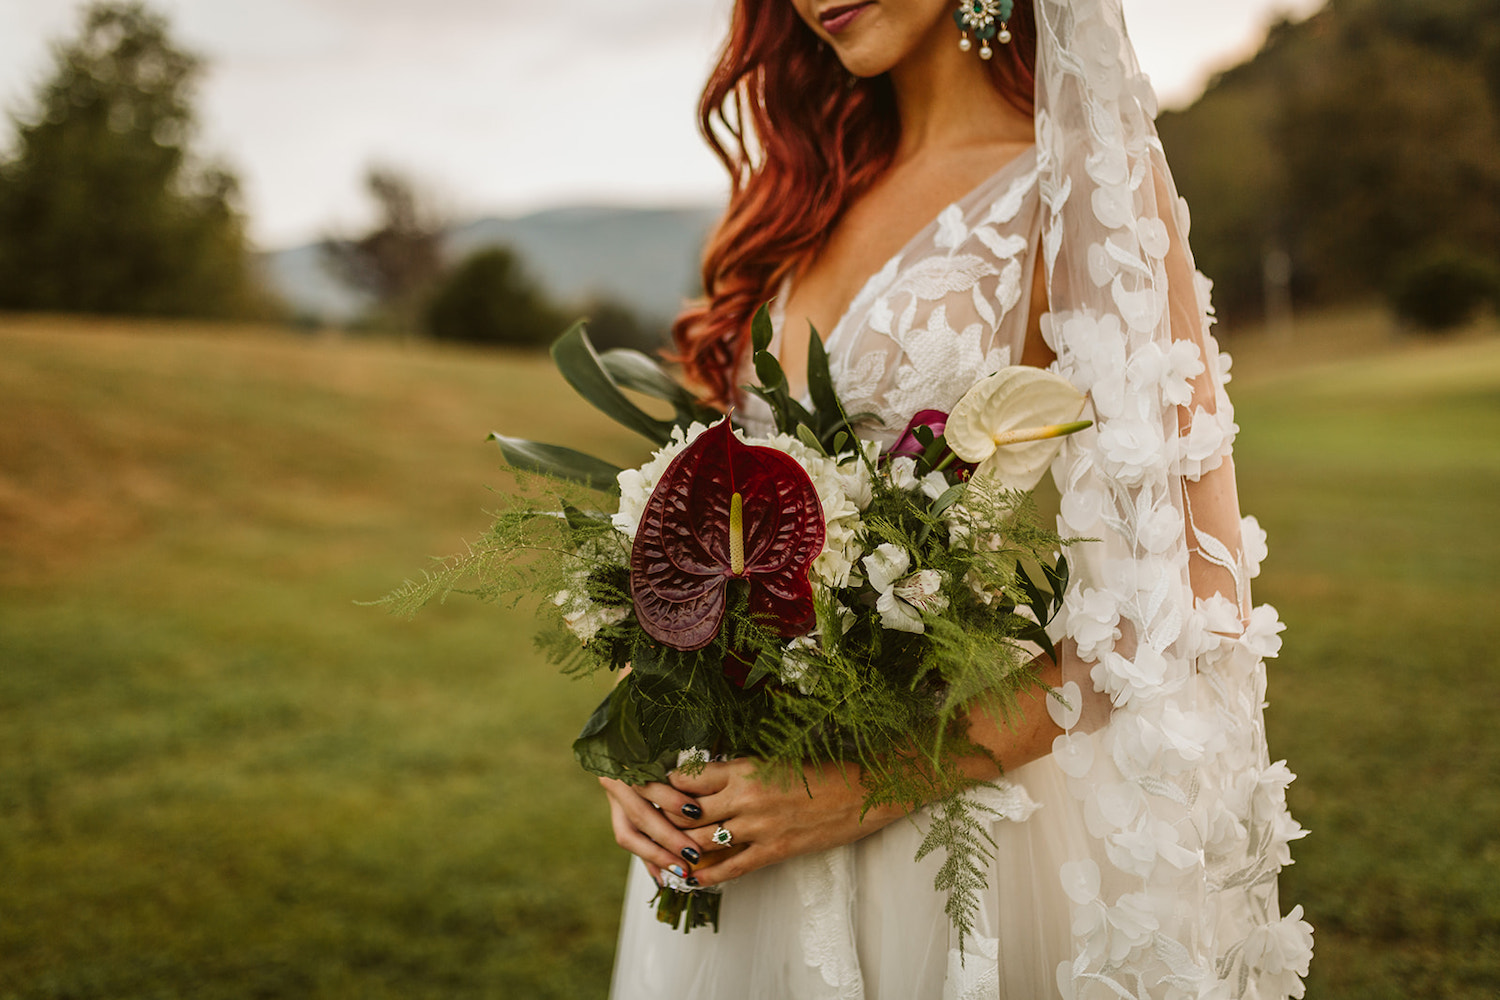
top-left (382, 307), bottom-right (1090, 942)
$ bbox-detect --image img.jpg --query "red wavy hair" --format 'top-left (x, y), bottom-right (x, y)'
top-left (671, 1), bottom-right (1037, 408)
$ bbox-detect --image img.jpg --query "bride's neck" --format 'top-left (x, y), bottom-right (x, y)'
top-left (888, 26), bottom-right (1031, 163)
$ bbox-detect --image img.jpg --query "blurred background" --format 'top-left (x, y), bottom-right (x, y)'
top-left (0, 0), bottom-right (1495, 997)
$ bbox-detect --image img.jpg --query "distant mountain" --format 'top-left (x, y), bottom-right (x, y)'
top-left (259, 204), bottom-right (722, 328)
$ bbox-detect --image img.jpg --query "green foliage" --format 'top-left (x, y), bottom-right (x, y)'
top-left (1389, 247), bottom-right (1500, 331)
top-left (916, 795), bottom-right (1000, 955)
top-left (1158, 0), bottom-right (1500, 322)
top-left (423, 246), bottom-right (563, 346)
top-left (0, 2), bottom-right (266, 318)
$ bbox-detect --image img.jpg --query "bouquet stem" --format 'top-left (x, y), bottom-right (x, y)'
top-left (653, 885), bottom-right (723, 933)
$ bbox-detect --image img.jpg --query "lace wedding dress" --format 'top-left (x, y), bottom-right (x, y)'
top-left (610, 2), bottom-right (1311, 997)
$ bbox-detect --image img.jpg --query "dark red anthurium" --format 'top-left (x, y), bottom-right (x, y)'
top-left (630, 419), bottom-right (826, 652)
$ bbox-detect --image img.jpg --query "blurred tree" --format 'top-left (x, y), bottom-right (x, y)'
top-left (423, 246), bottom-right (563, 347)
top-left (1390, 247), bottom-right (1500, 331)
top-left (0, 2), bottom-right (265, 317)
top-left (322, 168), bottom-right (446, 333)
top-left (1158, 0), bottom-right (1500, 325)
top-left (579, 298), bottom-right (664, 353)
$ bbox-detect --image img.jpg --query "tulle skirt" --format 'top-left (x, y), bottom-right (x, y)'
top-left (609, 755), bottom-right (1095, 1000)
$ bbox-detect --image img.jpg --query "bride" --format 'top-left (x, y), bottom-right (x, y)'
top-left (599, 1), bottom-right (1313, 997)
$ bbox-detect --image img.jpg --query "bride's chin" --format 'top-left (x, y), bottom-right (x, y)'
top-left (827, 45), bottom-right (899, 79)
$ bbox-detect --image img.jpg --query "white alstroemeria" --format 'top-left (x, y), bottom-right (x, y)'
top-left (894, 569), bottom-right (949, 615)
top-left (552, 588), bottom-right (629, 644)
top-left (946, 367), bottom-right (1091, 491)
top-left (862, 544), bottom-right (939, 634)
top-left (863, 543), bottom-right (910, 590)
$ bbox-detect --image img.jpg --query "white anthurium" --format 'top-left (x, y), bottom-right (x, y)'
top-left (946, 367), bottom-right (1092, 490)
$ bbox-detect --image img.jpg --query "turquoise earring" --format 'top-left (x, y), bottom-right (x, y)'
top-left (953, 0), bottom-right (1014, 61)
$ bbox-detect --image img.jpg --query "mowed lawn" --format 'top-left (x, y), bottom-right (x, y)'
top-left (1, 313), bottom-right (1496, 999)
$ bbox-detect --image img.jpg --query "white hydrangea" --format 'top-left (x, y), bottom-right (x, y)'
top-left (612, 421), bottom-right (711, 538)
top-left (756, 431), bottom-right (872, 592)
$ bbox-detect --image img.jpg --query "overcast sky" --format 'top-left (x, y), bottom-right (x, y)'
top-left (0, 0), bottom-right (1323, 249)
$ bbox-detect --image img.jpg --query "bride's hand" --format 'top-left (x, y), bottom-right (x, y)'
top-left (669, 760), bottom-right (907, 888)
top-left (599, 776), bottom-right (711, 884)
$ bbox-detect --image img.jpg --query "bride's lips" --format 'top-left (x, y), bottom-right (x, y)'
top-left (819, 2), bottom-right (873, 34)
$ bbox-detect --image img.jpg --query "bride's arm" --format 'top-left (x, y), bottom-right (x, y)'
top-left (667, 652), bottom-right (1067, 888)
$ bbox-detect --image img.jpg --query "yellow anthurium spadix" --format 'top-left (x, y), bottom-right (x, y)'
top-left (946, 367), bottom-right (1091, 490)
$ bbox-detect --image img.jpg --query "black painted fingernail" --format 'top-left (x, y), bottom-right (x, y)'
top-left (681, 846), bottom-right (700, 864)
top-left (686, 876), bottom-right (700, 887)
top-left (681, 803), bottom-right (703, 819)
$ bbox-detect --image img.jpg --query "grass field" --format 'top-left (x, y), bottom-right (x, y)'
top-left (1, 311), bottom-right (1497, 998)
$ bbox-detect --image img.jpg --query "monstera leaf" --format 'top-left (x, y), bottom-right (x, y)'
top-left (629, 419), bottom-right (826, 651)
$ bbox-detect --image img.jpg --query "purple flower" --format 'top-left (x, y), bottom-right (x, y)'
top-left (887, 409), bottom-right (974, 477)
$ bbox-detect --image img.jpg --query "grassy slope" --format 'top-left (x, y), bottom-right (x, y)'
top-left (1229, 317), bottom-right (1500, 999)
top-left (0, 313), bottom-right (1496, 998)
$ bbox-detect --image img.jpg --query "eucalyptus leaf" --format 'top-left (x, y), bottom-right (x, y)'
top-left (753, 348), bottom-right (789, 395)
top-left (489, 433), bottom-right (623, 494)
top-left (599, 348), bottom-right (717, 424)
top-left (552, 322), bottom-right (676, 445)
top-left (796, 423), bottom-right (828, 456)
top-left (751, 302), bottom-right (774, 353)
top-left (805, 325), bottom-right (842, 426)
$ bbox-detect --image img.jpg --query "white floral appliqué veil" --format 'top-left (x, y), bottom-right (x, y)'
top-left (1034, 0), bottom-right (1311, 996)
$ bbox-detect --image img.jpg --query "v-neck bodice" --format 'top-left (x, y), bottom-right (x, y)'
top-left (740, 146), bottom-right (1043, 445)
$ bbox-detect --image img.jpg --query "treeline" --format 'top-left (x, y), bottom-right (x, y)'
top-left (0, 3), bottom-right (265, 318)
top-left (0, 1), bottom-right (653, 350)
top-left (7, 1), bottom-right (1498, 336)
top-left (1159, 0), bottom-right (1500, 327)
top-left (320, 169), bottom-right (657, 351)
